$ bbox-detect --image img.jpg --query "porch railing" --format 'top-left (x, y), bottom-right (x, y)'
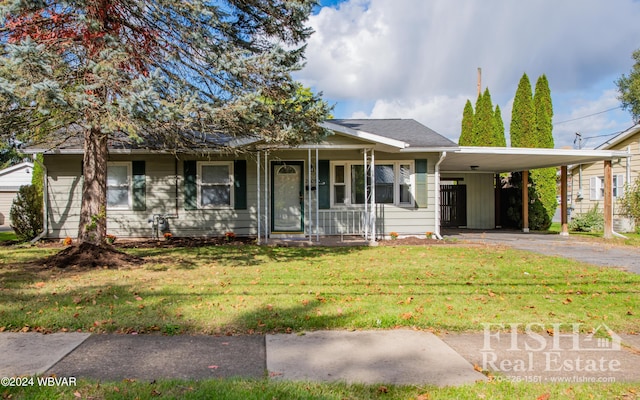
top-left (318, 209), bottom-right (367, 236)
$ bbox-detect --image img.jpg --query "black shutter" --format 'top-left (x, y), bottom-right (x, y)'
top-left (318, 160), bottom-right (330, 209)
top-left (132, 161), bottom-right (146, 211)
top-left (184, 160), bottom-right (197, 210)
top-left (234, 160), bottom-right (247, 210)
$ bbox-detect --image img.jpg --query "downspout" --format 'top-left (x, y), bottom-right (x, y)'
top-left (31, 155), bottom-right (48, 243)
top-left (434, 152), bottom-right (447, 240)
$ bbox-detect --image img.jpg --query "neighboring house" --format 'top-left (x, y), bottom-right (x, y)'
top-left (0, 161), bottom-right (34, 226)
top-left (26, 119), bottom-right (625, 241)
top-left (569, 123), bottom-right (640, 232)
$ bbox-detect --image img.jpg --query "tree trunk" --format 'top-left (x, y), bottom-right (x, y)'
top-left (78, 126), bottom-right (108, 245)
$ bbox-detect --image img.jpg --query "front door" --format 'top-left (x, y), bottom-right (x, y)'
top-left (271, 162), bottom-right (304, 232)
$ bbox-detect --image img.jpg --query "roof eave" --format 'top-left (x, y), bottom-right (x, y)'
top-left (320, 121), bottom-right (409, 149)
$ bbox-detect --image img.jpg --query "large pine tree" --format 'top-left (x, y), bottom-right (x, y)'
top-left (0, 0), bottom-right (331, 245)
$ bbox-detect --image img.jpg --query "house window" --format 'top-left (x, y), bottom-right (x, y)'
top-left (199, 162), bottom-right (233, 208)
top-left (107, 162), bottom-right (131, 209)
top-left (331, 161), bottom-right (414, 206)
top-left (375, 164), bottom-right (394, 204)
top-left (590, 175), bottom-right (625, 200)
top-left (333, 165), bottom-right (346, 205)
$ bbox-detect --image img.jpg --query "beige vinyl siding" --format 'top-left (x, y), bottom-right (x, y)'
top-left (44, 154), bottom-right (83, 238)
top-left (571, 135), bottom-right (640, 218)
top-left (0, 192), bottom-right (17, 225)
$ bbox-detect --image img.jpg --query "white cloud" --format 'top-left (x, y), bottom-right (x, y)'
top-left (298, 0), bottom-right (640, 146)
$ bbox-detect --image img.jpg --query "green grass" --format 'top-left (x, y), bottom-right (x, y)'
top-left (547, 222), bottom-right (640, 245)
top-left (0, 244), bottom-right (638, 335)
top-left (0, 230), bottom-right (17, 242)
top-left (2, 378), bottom-right (639, 400)
top-left (1, 243), bottom-right (639, 399)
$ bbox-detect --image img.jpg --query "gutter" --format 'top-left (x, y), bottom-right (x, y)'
top-left (434, 151), bottom-right (447, 240)
top-left (30, 155), bottom-right (48, 244)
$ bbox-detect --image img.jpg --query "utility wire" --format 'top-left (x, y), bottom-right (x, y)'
top-left (553, 106), bottom-right (623, 125)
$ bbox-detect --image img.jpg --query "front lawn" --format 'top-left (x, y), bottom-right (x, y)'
top-left (0, 230), bottom-right (17, 242)
top-left (0, 243), bottom-right (637, 335)
top-left (1, 242), bottom-right (639, 399)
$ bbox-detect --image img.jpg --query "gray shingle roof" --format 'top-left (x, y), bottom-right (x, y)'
top-left (327, 119), bottom-right (457, 148)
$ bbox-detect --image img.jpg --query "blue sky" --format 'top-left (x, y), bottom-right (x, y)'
top-left (298, 0), bottom-right (640, 148)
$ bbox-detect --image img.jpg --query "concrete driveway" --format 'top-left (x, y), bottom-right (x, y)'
top-left (443, 229), bottom-right (640, 275)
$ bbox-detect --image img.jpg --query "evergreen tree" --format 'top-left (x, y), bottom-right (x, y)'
top-left (472, 88), bottom-right (494, 146)
top-left (510, 73), bottom-right (536, 147)
top-left (459, 99), bottom-right (475, 145)
top-left (0, 0), bottom-right (331, 245)
top-left (493, 105), bottom-right (506, 147)
top-left (532, 74), bottom-right (556, 229)
top-left (534, 74), bottom-right (554, 148)
top-left (507, 73), bottom-right (557, 230)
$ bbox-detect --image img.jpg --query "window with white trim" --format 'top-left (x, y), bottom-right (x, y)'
top-left (198, 162), bottom-right (233, 208)
top-left (107, 162), bottom-right (131, 210)
top-left (331, 161), bottom-right (414, 206)
top-left (589, 174), bottom-right (625, 200)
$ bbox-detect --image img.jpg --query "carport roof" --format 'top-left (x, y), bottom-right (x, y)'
top-left (434, 146), bottom-right (629, 173)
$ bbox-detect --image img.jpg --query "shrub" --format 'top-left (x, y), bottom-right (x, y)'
top-left (9, 185), bottom-right (43, 241)
top-left (569, 203), bottom-right (604, 232)
top-left (618, 177), bottom-right (640, 232)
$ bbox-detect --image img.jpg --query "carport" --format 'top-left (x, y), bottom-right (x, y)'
top-left (433, 147), bottom-right (630, 238)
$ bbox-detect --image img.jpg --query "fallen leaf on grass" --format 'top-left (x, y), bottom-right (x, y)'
top-left (536, 393), bottom-right (550, 400)
top-left (562, 297), bottom-right (572, 305)
top-left (474, 364), bottom-right (483, 372)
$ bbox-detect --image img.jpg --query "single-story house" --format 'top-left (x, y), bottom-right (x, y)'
top-left (0, 161), bottom-right (34, 226)
top-left (570, 123), bottom-right (640, 232)
top-left (26, 119), bottom-right (627, 241)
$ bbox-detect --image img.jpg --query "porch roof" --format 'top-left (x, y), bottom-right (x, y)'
top-left (436, 147), bottom-right (629, 173)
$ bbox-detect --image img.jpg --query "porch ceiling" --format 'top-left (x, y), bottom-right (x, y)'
top-left (438, 147), bottom-right (629, 173)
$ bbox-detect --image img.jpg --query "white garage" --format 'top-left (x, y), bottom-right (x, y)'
top-left (0, 162), bottom-right (34, 226)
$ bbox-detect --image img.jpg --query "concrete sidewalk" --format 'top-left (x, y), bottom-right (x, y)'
top-left (1, 330), bottom-right (485, 387)
top-left (1, 330), bottom-right (639, 386)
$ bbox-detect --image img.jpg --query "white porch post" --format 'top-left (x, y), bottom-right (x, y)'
top-left (316, 148), bottom-right (320, 242)
top-left (370, 149), bottom-right (376, 242)
top-left (308, 149), bottom-right (312, 243)
top-left (264, 151), bottom-right (269, 241)
top-left (364, 149), bottom-right (369, 241)
top-left (257, 151), bottom-right (261, 244)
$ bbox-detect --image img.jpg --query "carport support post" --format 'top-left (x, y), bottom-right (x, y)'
top-left (560, 166), bottom-right (569, 236)
top-left (522, 170), bottom-right (529, 233)
top-left (604, 160), bottom-right (613, 239)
